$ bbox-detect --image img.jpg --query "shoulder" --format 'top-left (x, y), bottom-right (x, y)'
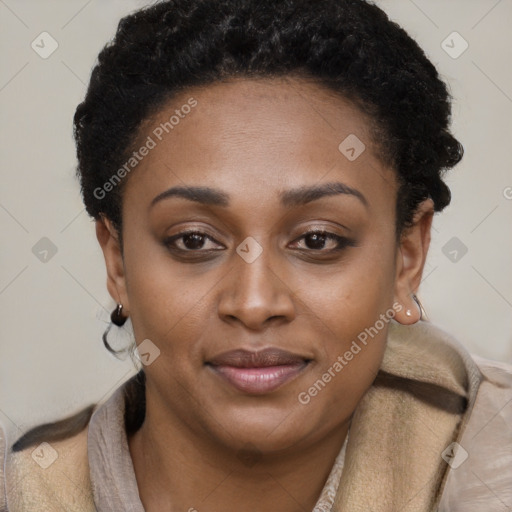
top-left (384, 322), bottom-right (512, 510)
top-left (2, 404), bottom-right (97, 512)
top-left (1, 373), bottom-right (144, 512)
top-left (467, 354), bottom-right (512, 430)
top-left (439, 354), bottom-right (512, 511)
top-left (3, 423), bottom-right (96, 512)
top-left (472, 353), bottom-right (512, 385)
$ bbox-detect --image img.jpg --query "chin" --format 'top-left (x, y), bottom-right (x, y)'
top-left (211, 405), bottom-right (312, 453)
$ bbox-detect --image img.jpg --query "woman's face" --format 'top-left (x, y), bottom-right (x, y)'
top-left (97, 77), bottom-right (430, 454)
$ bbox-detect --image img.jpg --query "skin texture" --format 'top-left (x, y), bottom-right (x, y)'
top-left (96, 77), bottom-right (433, 512)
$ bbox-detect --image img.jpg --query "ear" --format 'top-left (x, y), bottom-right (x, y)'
top-left (393, 199), bottom-right (434, 324)
top-left (95, 215), bottom-right (130, 315)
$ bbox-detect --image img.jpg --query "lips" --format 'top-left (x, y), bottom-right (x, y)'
top-left (208, 348), bottom-right (308, 368)
top-left (206, 348), bottom-right (311, 394)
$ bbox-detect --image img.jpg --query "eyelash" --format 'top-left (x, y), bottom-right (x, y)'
top-left (163, 229), bottom-right (355, 256)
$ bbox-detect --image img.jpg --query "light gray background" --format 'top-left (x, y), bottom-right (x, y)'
top-left (1, 0), bottom-right (511, 441)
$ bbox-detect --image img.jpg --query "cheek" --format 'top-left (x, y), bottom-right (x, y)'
top-left (292, 298), bottom-right (393, 439)
top-left (293, 334), bottom-right (386, 444)
top-left (122, 234), bottom-right (216, 358)
top-left (292, 236), bottom-right (397, 408)
top-left (293, 231), bottom-right (397, 335)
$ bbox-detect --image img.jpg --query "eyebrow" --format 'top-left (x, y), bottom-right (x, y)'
top-left (150, 181), bottom-right (368, 209)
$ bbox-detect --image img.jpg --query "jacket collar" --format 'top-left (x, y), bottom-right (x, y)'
top-left (331, 320), bottom-right (482, 511)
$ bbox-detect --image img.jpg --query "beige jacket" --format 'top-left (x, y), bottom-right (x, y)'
top-left (2, 320), bottom-right (512, 511)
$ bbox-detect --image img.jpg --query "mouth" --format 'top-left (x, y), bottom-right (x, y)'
top-left (205, 348), bottom-right (312, 395)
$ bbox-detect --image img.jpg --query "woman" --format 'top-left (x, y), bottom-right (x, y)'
top-left (2, 0), bottom-right (511, 510)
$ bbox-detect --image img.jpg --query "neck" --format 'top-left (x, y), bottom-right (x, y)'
top-left (128, 402), bottom-right (350, 512)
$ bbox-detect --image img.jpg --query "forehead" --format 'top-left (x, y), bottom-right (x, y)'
top-left (122, 77), bottom-right (397, 216)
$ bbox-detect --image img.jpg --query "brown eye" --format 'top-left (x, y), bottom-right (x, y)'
top-left (164, 230), bottom-right (224, 252)
top-left (163, 229), bottom-right (355, 260)
top-left (290, 230), bottom-right (355, 252)
top-left (180, 232), bottom-right (207, 250)
top-left (304, 232), bottom-right (331, 250)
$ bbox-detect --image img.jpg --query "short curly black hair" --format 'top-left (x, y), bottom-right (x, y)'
top-left (73, 0), bottom-right (463, 239)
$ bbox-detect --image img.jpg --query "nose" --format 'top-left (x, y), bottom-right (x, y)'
top-left (217, 245), bottom-right (296, 331)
